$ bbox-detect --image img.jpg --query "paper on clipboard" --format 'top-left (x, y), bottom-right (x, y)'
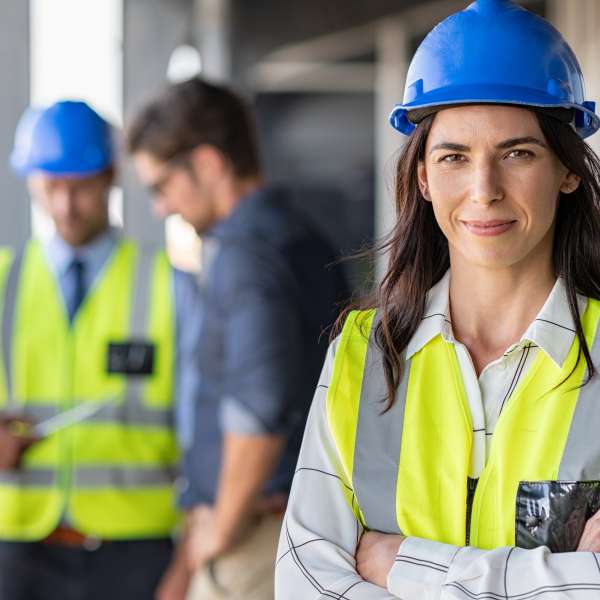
top-left (32, 399), bottom-right (115, 437)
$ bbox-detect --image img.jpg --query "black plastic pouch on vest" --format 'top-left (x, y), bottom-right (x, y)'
top-left (107, 341), bottom-right (155, 376)
top-left (515, 480), bottom-right (600, 552)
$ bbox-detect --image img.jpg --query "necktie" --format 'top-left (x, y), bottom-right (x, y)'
top-left (67, 258), bottom-right (86, 322)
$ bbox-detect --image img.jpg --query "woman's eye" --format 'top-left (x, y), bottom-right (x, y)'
top-left (440, 153), bottom-right (465, 163)
top-left (507, 149), bottom-right (534, 159)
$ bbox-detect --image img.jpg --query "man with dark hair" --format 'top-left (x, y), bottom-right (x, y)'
top-left (127, 78), bottom-right (348, 599)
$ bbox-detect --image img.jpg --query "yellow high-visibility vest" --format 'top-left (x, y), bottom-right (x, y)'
top-left (327, 303), bottom-right (600, 549)
top-left (0, 239), bottom-right (179, 541)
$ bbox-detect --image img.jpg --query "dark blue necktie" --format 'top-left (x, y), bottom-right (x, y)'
top-left (67, 258), bottom-right (86, 322)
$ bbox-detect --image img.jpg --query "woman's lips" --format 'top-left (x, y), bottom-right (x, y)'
top-left (461, 220), bottom-right (517, 236)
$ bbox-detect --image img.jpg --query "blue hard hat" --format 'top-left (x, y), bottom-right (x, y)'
top-left (390, 0), bottom-right (600, 138)
top-left (10, 100), bottom-right (114, 177)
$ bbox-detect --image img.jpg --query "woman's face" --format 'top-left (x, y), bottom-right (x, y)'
top-left (417, 105), bottom-right (580, 272)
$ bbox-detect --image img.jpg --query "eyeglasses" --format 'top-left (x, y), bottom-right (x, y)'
top-left (146, 152), bottom-right (192, 197)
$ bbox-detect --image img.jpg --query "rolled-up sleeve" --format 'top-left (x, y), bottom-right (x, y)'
top-left (213, 242), bottom-right (305, 436)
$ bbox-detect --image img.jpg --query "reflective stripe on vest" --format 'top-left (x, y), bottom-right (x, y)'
top-left (328, 301), bottom-right (600, 549)
top-left (0, 239), bottom-right (179, 541)
top-left (1, 249), bottom-right (21, 402)
top-left (0, 466), bottom-right (176, 488)
top-left (3, 400), bottom-right (172, 428)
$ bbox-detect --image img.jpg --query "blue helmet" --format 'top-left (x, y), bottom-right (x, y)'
top-left (10, 100), bottom-right (114, 177)
top-left (390, 0), bottom-right (599, 139)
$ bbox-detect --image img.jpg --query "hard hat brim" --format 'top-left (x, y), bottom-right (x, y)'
top-left (390, 83), bottom-right (600, 139)
top-left (10, 151), bottom-right (112, 179)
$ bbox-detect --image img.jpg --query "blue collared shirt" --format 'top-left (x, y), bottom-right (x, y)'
top-left (179, 185), bottom-right (348, 507)
top-left (42, 227), bottom-right (203, 448)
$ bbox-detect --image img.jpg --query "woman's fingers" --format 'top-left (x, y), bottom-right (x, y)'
top-left (577, 510), bottom-right (600, 552)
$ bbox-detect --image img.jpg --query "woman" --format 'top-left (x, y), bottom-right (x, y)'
top-left (275, 1), bottom-right (600, 598)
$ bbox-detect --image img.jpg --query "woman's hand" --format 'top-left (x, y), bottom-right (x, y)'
top-left (577, 509), bottom-right (600, 552)
top-left (356, 531), bottom-right (405, 588)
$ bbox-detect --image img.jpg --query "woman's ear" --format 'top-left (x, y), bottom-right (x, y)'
top-left (560, 171), bottom-right (581, 194)
top-left (417, 161), bottom-right (431, 201)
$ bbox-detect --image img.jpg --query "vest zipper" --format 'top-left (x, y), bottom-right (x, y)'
top-left (465, 477), bottom-right (478, 546)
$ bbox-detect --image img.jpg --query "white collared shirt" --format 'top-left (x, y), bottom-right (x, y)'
top-left (275, 274), bottom-right (597, 600)
top-left (410, 271), bottom-right (586, 478)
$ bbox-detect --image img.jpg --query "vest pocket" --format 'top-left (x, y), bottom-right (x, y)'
top-left (515, 480), bottom-right (600, 552)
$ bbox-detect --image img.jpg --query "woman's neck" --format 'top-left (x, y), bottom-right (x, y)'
top-left (449, 256), bottom-right (556, 375)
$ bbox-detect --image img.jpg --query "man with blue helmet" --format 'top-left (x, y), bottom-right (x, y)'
top-left (11, 102), bottom-right (117, 249)
top-left (277, 1), bottom-right (600, 599)
top-left (0, 100), bottom-right (202, 599)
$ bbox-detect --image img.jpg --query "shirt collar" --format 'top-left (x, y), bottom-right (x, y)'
top-left (520, 278), bottom-right (587, 368)
top-left (405, 270), bottom-right (586, 368)
top-left (206, 184), bottom-right (273, 239)
top-left (43, 226), bottom-right (119, 278)
top-left (406, 270), bottom-right (452, 359)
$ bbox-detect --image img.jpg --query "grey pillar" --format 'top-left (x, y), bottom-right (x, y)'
top-left (548, 0), bottom-right (600, 155)
top-left (122, 0), bottom-right (192, 245)
top-left (375, 16), bottom-right (409, 280)
top-left (193, 0), bottom-right (232, 82)
top-left (0, 1), bottom-right (30, 248)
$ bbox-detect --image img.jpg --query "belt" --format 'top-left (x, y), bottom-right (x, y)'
top-left (42, 525), bottom-right (102, 551)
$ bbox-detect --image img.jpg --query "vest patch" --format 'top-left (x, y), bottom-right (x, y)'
top-left (107, 341), bottom-right (155, 376)
top-left (516, 480), bottom-right (600, 552)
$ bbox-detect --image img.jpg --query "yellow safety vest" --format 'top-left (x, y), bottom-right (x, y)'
top-left (327, 302), bottom-right (600, 549)
top-left (0, 239), bottom-right (179, 541)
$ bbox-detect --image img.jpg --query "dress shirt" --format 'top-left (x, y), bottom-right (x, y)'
top-left (407, 271), bottom-right (586, 478)
top-left (275, 272), bottom-right (599, 600)
top-left (178, 185), bottom-right (348, 508)
top-left (42, 227), bottom-right (203, 449)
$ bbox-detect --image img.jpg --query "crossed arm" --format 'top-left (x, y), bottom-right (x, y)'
top-left (275, 342), bottom-right (600, 600)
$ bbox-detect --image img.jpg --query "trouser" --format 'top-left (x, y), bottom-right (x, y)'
top-left (186, 513), bottom-right (283, 600)
top-left (0, 537), bottom-right (173, 600)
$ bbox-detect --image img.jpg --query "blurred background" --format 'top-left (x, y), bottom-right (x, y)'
top-left (1, 0), bottom-right (598, 285)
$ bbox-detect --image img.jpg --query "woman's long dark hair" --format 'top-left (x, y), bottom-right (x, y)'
top-left (343, 110), bottom-right (600, 409)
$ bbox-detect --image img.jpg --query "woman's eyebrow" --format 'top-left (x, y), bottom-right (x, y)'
top-left (496, 136), bottom-right (548, 149)
top-left (429, 136), bottom-right (548, 156)
top-left (428, 142), bottom-right (470, 155)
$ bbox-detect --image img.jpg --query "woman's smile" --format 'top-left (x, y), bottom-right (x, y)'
top-left (460, 219), bottom-right (517, 237)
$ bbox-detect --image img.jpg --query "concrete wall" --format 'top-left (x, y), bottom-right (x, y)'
top-left (0, 1), bottom-right (30, 248)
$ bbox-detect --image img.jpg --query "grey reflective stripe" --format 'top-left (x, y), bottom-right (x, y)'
top-left (85, 399), bottom-right (172, 427)
top-left (127, 247), bottom-right (154, 406)
top-left (0, 469), bottom-right (55, 486)
top-left (20, 404), bottom-right (58, 423)
top-left (352, 330), bottom-right (409, 534)
top-left (2, 250), bottom-right (24, 405)
top-left (74, 466), bottom-right (177, 488)
top-left (558, 315), bottom-right (600, 480)
top-left (0, 467), bottom-right (176, 488)
top-left (18, 398), bottom-right (170, 428)
top-left (130, 246), bottom-right (154, 339)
